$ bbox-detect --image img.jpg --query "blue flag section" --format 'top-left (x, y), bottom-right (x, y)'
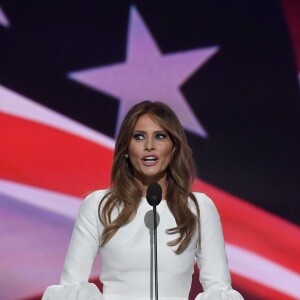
top-left (0, 1), bottom-right (299, 300)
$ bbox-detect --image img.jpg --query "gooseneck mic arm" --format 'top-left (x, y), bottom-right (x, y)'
top-left (146, 183), bottom-right (162, 300)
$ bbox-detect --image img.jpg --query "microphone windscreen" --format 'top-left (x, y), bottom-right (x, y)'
top-left (146, 182), bottom-right (162, 206)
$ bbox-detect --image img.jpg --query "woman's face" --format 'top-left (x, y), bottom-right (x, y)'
top-left (128, 113), bottom-right (174, 188)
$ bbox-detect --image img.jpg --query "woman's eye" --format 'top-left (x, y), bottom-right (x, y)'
top-left (133, 133), bottom-right (144, 140)
top-left (156, 133), bottom-right (167, 140)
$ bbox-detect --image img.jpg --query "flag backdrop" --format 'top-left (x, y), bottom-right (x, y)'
top-left (0, 1), bottom-right (300, 300)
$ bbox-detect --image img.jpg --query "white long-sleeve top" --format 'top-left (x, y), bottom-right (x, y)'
top-left (42, 190), bottom-right (244, 300)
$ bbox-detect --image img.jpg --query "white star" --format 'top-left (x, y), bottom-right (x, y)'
top-left (69, 6), bottom-right (219, 137)
top-left (0, 5), bottom-right (10, 28)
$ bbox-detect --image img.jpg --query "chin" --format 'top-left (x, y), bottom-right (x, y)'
top-left (142, 172), bottom-right (166, 182)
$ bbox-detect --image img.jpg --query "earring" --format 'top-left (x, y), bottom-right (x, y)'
top-left (124, 153), bottom-right (129, 159)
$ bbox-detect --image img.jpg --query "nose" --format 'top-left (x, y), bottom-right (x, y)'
top-left (145, 137), bottom-right (155, 151)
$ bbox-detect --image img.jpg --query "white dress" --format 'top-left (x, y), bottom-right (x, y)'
top-left (42, 190), bottom-right (244, 300)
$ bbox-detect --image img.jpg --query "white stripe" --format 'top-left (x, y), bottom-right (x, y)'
top-left (0, 6), bottom-right (10, 28)
top-left (226, 243), bottom-right (300, 298)
top-left (0, 179), bottom-right (81, 219)
top-left (1, 179), bottom-right (299, 298)
top-left (0, 84), bottom-right (115, 149)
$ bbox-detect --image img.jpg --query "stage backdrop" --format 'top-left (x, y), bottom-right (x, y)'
top-left (0, 1), bottom-right (299, 300)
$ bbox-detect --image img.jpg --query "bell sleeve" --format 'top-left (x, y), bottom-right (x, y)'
top-left (194, 194), bottom-right (244, 300)
top-left (41, 190), bottom-right (105, 300)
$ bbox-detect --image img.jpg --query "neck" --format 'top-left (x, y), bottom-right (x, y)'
top-left (139, 178), bottom-right (168, 199)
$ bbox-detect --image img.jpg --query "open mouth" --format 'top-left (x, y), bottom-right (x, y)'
top-left (143, 156), bottom-right (158, 162)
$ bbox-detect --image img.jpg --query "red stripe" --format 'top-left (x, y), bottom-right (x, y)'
top-left (281, 0), bottom-right (300, 72)
top-left (0, 112), bottom-right (112, 196)
top-left (230, 273), bottom-right (297, 300)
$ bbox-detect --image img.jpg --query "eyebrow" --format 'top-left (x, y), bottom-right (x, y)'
top-left (132, 130), bottom-right (167, 134)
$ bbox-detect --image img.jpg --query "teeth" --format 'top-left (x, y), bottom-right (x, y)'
top-left (144, 156), bottom-right (156, 161)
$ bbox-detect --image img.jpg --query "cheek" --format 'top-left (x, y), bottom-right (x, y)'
top-left (128, 143), bottom-right (141, 160)
top-left (162, 146), bottom-right (174, 162)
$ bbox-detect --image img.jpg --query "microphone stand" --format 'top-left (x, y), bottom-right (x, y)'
top-left (146, 182), bottom-right (162, 300)
top-left (153, 204), bottom-right (158, 300)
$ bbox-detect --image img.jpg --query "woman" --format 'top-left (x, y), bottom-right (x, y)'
top-left (42, 101), bottom-right (244, 300)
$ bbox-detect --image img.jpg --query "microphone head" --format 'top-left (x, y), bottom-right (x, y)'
top-left (146, 182), bottom-right (162, 207)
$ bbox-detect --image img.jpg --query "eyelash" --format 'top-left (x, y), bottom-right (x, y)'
top-left (133, 133), bottom-right (144, 140)
top-left (156, 133), bottom-right (167, 139)
top-left (132, 133), bottom-right (168, 140)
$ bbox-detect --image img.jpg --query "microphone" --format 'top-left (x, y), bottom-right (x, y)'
top-left (146, 182), bottom-right (162, 207)
top-left (146, 183), bottom-right (162, 300)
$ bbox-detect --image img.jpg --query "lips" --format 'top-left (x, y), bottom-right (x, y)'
top-left (142, 155), bottom-right (158, 165)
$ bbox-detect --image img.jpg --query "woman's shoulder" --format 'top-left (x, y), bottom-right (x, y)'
top-left (189, 192), bottom-right (219, 217)
top-left (81, 189), bottom-right (110, 209)
top-left (190, 192), bottom-right (214, 207)
top-left (84, 188), bottom-right (110, 199)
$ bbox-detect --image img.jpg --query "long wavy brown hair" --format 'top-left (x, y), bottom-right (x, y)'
top-left (98, 100), bottom-right (200, 254)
